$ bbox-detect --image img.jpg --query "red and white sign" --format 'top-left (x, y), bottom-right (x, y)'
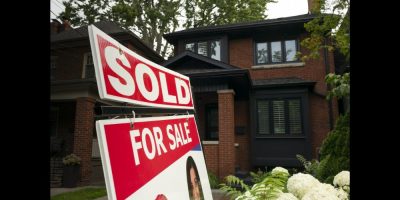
top-left (88, 25), bottom-right (194, 109)
top-left (96, 115), bottom-right (212, 200)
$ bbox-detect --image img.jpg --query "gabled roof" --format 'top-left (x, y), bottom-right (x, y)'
top-left (164, 14), bottom-right (317, 43)
top-left (163, 51), bottom-right (246, 77)
top-left (51, 21), bottom-right (164, 63)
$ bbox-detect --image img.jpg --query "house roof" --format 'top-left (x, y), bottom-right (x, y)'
top-left (164, 14), bottom-right (317, 43)
top-left (51, 21), bottom-right (164, 63)
top-left (163, 51), bottom-right (247, 77)
top-left (252, 77), bottom-right (316, 88)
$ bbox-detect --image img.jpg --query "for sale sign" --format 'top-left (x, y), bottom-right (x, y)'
top-left (88, 25), bottom-right (194, 109)
top-left (96, 115), bottom-right (213, 200)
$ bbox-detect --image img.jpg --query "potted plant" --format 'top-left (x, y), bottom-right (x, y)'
top-left (62, 153), bottom-right (81, 187)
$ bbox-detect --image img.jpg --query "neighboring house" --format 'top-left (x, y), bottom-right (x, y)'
top-left (50, 20), bottom-right (164, 187)
top-left (163, 14), bottom-right (339, 179)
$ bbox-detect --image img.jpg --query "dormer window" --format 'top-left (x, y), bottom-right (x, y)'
top-left (255, 39), bottom-right (298, 65)
top-left (185, 40), bottom-right (221, 61)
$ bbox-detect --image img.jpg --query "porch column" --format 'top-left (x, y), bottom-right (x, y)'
top-left (73, 97), bottom-right (96, 186)
top-left (217, 89), bottom-right (235, 180)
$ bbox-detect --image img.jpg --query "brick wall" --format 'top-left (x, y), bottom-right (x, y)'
top-left (73, 97), bottom-right (96, 186)
top-left (203, 144), bottom-right (219, 176)
top-left (229, 33), bottom-right (338, 160)
top-left (234, 100), bottom-right (250, 172)
top-left (217, 90), bottom-right (235, 180)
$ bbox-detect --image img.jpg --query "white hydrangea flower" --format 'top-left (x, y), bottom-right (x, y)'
top-left (272, 167), bottom-right (289, 175)
top-left (336, 188), bottom-right (349, 200)
top-left (276, 193), bottom-right (299, 200)
top-left (333, 171), bottom-right (350, 187)
top-left (287, 173), bottom-right (320, 199)
top-left (301, 183), bottom-right (340, 200)
top-left (235, 191), bottom-right (256, 200)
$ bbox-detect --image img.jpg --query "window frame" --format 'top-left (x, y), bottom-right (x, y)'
top-left (185, 39), bottom-right (222, 59)
top-left (254, 39), bottom-right (299, 65)
top-left (205, 103), bottom-right (219, 141)
top-left (251, 88), bottom-right (309, 139)
top-left (82, 52), bottom-right (94, 78)
top-left (256, 97), bottom-right (304, 136)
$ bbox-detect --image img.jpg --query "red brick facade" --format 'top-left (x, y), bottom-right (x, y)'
top-left (73, 97), bottom-right (96, 186)
top-left (217, 90), bottom-right (235, 180)
top-left (228, 33), bottom-right (338, 161)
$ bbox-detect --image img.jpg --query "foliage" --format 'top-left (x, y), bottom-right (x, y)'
top-left (184, 0), bottom-right (276, 28)
top-left (220, 175), bottom-right (250, 199)
top-left (60, 0), bottom-right (181, 58)
top-left (249, 168), bottom-right (269, 184)
top-left (62, 153), bottom-right (82, 166)
top-left (296, 154), bottom-right (320, 178)
top-left (297, 113), bottom-right (349, 183)
top-left (220, 167), bottom-right (349, 200)
top-left (220, 167), bottom-right (289, 200)
top-left (325, 73), bottom-right (350, 100)
top-left (299, 0), bottom-right (350, 62)
top-left (51, 187), bottom-right (106, 200)
top-left (208, 170), bottom-right (219, 189)
top-left (58, 0), bottom-right (277, 58)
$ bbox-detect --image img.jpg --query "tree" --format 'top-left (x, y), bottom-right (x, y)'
top-left (58, 0), bottom-right (276, 58)
top-left (60, 0), bottom-right (181, 58)
top-left (300, 0), bottom-right (350, 62)
top-left (184, 0), bottom-right (276, 28)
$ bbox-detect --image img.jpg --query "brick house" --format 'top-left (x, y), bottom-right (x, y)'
top-left (50, 20), bottom-right (164, 187)
top-left (163, 13), bottom-right (339, 180)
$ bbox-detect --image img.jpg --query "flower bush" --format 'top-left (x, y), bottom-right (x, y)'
top-left (62, 153), bottom-right (81, 166)
top-left (220, 167), bottom-right (350, 200)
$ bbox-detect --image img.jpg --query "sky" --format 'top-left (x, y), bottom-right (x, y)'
top-left (50, 0), bottom-right (310, 22)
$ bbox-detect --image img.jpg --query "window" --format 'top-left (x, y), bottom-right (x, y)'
top-left (256, 98), bottom-right (303, 135)
top-left (255, 39), bottom-right (298, 64)
top-left (50, 56), bottom-right (57, 80)
top-left (205, 104), bottom-right (218, 140)
top-left (83, 53), bottom-right (94, 78)
top-left (185, 40), bottom-right (221, 61)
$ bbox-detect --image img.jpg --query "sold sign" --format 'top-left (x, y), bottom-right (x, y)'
top-left (88, 25), bottom-right (194, 109)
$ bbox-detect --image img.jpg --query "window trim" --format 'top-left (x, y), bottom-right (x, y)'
top-left (82, 52), bottom-right (94, 78)
top-left (181, 35), bottom-right (228, 62)
top-left (251, 88), bottom-right (309, 139)
top-left (256, 98), bottom-right (304, 136)
top-left (254, 39), bottom-right (299, 65)
top-left (205, 103), bottom-right (219, 141)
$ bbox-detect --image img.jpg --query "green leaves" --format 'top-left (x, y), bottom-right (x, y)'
top-left (301, 0), bottom-right (349, 62)
top-left (325, 72), bottom-right (350, 100)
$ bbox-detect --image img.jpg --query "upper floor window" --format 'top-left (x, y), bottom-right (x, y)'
top-left (255, 39), bottom-right (298, 65)
top-left (50, 56), bottom-right (57, 80)
top-left (83, 53), bottom-right (94, 78)
top-left (257, 98), bottom-right (303, 135)
top-left (185, 40), bottom-right (221, 61)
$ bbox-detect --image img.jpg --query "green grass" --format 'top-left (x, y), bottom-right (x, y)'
top-left (51, 187), bottom-right (107, 200)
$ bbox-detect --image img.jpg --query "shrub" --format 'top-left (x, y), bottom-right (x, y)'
top-left (208, 171), bottom-right (219, 189)
top-left (62, 154), bottom-right (81, 166)
top-left (317, 113), bottom-right (350, 183)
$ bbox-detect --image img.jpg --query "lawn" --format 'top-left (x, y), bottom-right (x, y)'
top-left (51, 187), bottom-right (107, 200)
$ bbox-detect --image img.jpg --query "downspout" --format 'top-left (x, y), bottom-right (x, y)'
top-left (324, 38), bottom-right (334, 130)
